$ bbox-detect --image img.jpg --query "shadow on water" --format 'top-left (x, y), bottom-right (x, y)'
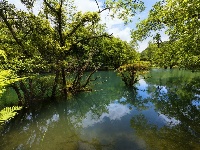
top-left (0, 70), bottom-right (200, 150)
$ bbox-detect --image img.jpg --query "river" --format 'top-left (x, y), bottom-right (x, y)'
top-left (0, 69), bottom-right (200, 150)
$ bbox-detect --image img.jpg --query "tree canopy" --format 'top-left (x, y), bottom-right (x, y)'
top-left (132, 0), bottom-right (200, 69)
top-left (0, 0), bottom-right (142, 105)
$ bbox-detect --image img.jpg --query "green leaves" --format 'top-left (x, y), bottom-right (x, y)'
top-left (0, 0), bottom-right (147, 101)
top-left (0, 106), bottom-right (22, 125)
top-left (104, 0), bottom-right (145, 24)
top-left (132, 0), bottom-right (200, 69)
top-left (0, 70), bottom-right (25, 97)
top-left (96, 36), bottom-right (139, 69)
top-left (117, 61), bottom-right (150, 86)
top-left (0, 50), bottom-right (7, 63)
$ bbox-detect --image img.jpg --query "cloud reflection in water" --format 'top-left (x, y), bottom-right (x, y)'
top-left (82, 103), bottom-right (131, 128)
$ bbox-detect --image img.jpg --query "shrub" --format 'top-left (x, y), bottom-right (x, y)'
top-left (117, 61), bottom-right (150, 87)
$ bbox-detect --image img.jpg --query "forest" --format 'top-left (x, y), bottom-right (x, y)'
top-left (0, 0), bottom-right (199, 125)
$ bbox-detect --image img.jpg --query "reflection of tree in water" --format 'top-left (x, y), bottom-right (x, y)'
top-left (0, 71), bottom-right (123, 149)
top-left (2, 70), bottom-right (200, 149)
top-left (131, 72), bottom-right (200, 150)
top-left (131, 114), bottom-right (200, 150)
top-left (149, 76), bottom-right (200, 132)
top-left (78, 138), bottom-right (114, 150)
top-left (119, 86), bottom-right (150, 111)
top-left (0, 100), bottom-right (115, 150)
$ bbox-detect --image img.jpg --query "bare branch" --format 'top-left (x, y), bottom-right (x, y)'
top-left (98, 7), bottom-right (112, 13)
top-left (95, 0), bottom-right (101, 13)
top-left (82, 66), bottom-right (99, 88)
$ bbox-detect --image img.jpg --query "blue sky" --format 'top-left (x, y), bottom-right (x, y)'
top-left (73, 0), bottom-right (168, 52)
top-left (8, 0), bottom-right (168, 52)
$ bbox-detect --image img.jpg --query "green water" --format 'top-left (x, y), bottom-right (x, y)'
top-left (0, 69), bottom-right (200, 150)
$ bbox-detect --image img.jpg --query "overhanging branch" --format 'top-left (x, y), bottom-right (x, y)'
top-left (65, 33), bottom-right (113, 55)
top-left (0, 10), bottom-right (30, 56)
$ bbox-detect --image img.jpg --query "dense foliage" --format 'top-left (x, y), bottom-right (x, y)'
top-left (117, 61), bottom-right (150, 87)
top-left (0, 0), bottom-right (142, 107)
top-left (0, 106), bottom-right (22, 126)
top-left (140, 41), bottom-right (182, 69)
top-left (132, 0), bottom-right (200, 70)
top-left (0, 0), bottom-right (199, 110)
top-left (96, 37), bottom-right (140, 69)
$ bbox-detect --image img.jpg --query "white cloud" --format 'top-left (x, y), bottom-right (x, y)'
top-left (74, 0), bottom-right (100, 13)
top-left (159, 113), bottom-right (180, 126)
top-left (7, 0), bottom-right (42, 15)
top-left (81, 103), bottom-right (131, 128)
top-left (100, 11), bottom-right (124, 28)
top-left (160, 32), bottom-right (169, 42)
top-left (137, 30), bottom-right (169, 52)
top-left (137, 38), bottom-right (151, 52)
top-left (108, 27), bottom-right (132, 42)
top-left (74, 0), bottom-right (131, 42)
top-left (8, 0), bottom-right (27, 10)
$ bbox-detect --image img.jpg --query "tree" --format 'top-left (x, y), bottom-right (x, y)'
top-left (131, 0), bottom-right (200, 69)
top-left (95, 36), bottom-right (139, 69)
top-left (141, 40), bottom-right (183, 69)
top-left (0, 0), bottom-right (146, 105)
top-left (117, 61), bottom-right (150, 87)
top-left (140, 41), bottom-right (158, 65)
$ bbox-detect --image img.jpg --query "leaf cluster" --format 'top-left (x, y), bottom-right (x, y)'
top-left (0, 106), bottom-right (22, 125)
top-left (117, 61), bottom-right (150, 86)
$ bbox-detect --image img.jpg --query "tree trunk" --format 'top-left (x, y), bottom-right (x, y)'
top-left (28, 78), bottom-right (33, 100)
top-left (51, 70), bottom-right (60, 99)
top-left (61, 67), bottom-right (67, 98)
top-left (19, 81), bottom-right (30, 105)
top-left (11, 83), bottom-right (24, 106)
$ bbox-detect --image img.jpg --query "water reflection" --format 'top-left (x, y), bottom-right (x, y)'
top-left (0, 70), bottom-right (200, 150)
top-left (130, 69), bottom-right (200, 149)
top-left (158, 113), bottom-right (180, 126)
top-left (131, 113), bottom-right (200, 150)
top-left (81, 102), bottom-right (131, 128)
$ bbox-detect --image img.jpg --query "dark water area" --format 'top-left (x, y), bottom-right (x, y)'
top-left (0, 69), bottom-right (200, 150)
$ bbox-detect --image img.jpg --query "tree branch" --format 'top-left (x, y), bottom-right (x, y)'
top-left (64, 21), bottom-right (84, 41)
top-left (0, 10), bottom-right (30, 56)
top-left (58, 0), bottom-right (64, 46)
top-left (82, 66), bottom-right (99, 88)
top-left (65, 33), bottom-right (113, 55)
top-left (43, 0), bottom-right (58, 14)
top-left (95, 0), bottom-right (101, 13)
top-left (99, 7), bottom-right (112, 13)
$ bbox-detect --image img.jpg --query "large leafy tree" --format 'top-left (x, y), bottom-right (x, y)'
top-left (132, 0), bottom-right (200, 69)
top-left (95, 37), bottom-right (139, 69)
top-left (0, 0), bottom-right (145, 104)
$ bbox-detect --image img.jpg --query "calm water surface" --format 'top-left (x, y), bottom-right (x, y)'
top-left (0, 69), bottom-right (200, 150)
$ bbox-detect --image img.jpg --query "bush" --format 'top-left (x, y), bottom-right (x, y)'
top-left (117, 61), bottom-right (150, 87)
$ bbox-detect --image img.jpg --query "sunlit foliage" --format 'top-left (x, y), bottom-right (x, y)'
top-left (117, 61), bottom-right (150, 86)
top-left (132, 0), bottom-right (200, 69)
